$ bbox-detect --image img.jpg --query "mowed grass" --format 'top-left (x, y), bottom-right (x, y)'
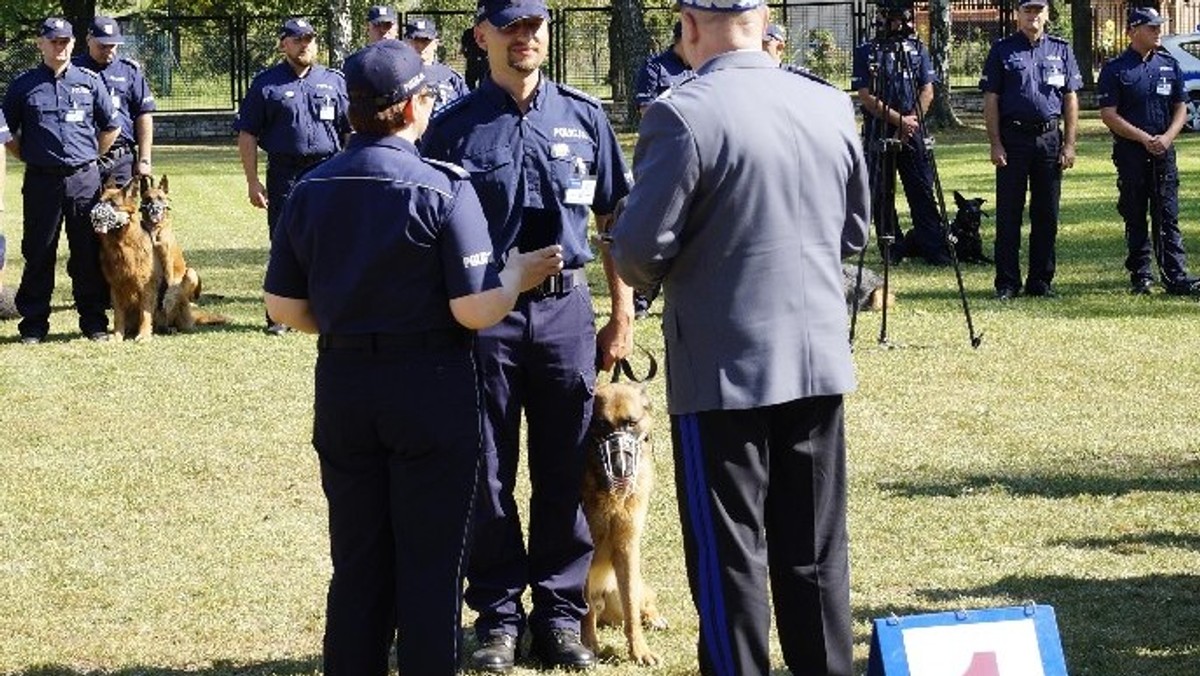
top-left (1, 111), bottom-right (1198, 675)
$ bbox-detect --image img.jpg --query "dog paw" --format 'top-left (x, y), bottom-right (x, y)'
top-left (643, 614), bottom-right (669, 631)
top-left (630, 644), bottom-right (661, 666)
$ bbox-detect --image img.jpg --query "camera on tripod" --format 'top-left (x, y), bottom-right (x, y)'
top-left (872, 0), bottom-right (916, 43)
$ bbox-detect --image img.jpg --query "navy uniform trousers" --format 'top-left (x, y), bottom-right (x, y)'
top-left (865, 122), bottom-right (943, 261)
top-left (672, 395), bottom-right (851, 676)
top-left (266, 154), bottom-right (329, 237)
top-left (99, 148), bottom-right (136, 187)
top-left (994, 125), bottom-right (1062, 292)
top-left (16, 163), bottom-right (109, 338)
top-left (1113, 142), bottom-right (1190, 285)
top-left (466, 283), bottom-right (596, 638)
top-left (314, 345), bottom-right (481, 676)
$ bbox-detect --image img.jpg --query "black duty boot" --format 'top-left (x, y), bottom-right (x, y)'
top-left (531, 628), bottom-right (595, 670)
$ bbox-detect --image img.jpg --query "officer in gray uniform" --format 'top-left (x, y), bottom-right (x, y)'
top-left (609, 0), bottom-right (869, 673)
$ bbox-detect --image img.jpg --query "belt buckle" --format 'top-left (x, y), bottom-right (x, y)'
top-left (544, 272), bottom-right (564, 295)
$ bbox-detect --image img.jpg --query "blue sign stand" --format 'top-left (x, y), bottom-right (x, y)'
top-left (866, 604), bottom-right (1068, 676)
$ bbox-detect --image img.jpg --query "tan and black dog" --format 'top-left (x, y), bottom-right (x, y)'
top-left (581, 379), bottom-right (668, 666)
top-left (91, 178), bottom-right (158, 341)
top-left (139, 175), bottom-right (226, 332)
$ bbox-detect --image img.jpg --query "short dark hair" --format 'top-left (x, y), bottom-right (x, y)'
top-left (347, 98), bottom-right (409, 134)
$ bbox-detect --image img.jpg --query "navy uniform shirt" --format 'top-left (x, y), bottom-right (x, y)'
top-left (634, 48), bottom-right (692, 108)
top-left (2, 63), bottom-right (118, 168)
top-left (980, 32), bottom-right (1083, 122)
top-left (427, 62), bottom-right (470, 116)
top-left (233, 61), bottom-right (350, 157)
top-left (1097, 47), bottom-right (1186, 138)
top-left (851, 37), bottom-right (936, 114)
top-left (72, 54), bottom-right (156, 147)
top-left (422, 76), bottom-right (632, 270)
top-left (264, 134), bottom-right (501, 335)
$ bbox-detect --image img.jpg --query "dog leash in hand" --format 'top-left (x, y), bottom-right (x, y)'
top-left (610, 344), bottom-right (658, 384)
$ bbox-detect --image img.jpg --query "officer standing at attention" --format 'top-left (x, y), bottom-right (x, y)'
top-left (3, 17), bottom-right (118, 344)
top-left (0, 110), bottom-right (15, 320)
top-left (235, 17), bottom-right (349, 335)
top-left (851, 2), bottom-right (949, 265)
top-left (633, 20), bottom-right (692, 115)
top-left (609, 0), bottom-right (868, 671)
top-left (74, 16), bottom-right (157, 186)
top-left (980, 0), bottom-right (1081, 300)
top-left (1098, 6), bottom-right (1200, 297)
top-left (364, 5), bottom-right (398, 44)
top-left (403, 17), bottom-right (470, 115)
top-left (421, 0), bottom-right (634, 669)
top-left (264, 39), bottom-right (563, 676)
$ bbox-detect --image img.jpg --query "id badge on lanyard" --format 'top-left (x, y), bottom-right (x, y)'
top-left (563, 154), bottom-right (597, 206)
top-left (319, 96), bottom-right (335, 121)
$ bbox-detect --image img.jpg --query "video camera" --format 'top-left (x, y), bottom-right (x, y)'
top-left (873, 0), bottom-right (916, 42)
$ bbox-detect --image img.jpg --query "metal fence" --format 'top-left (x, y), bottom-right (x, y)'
top-left (0, 1), bottom-right (1176, 114)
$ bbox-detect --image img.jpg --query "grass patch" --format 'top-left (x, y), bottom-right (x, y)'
top-left (1, 110), bottom-right (1198, 674)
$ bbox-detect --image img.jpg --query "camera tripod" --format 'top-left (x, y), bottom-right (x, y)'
top-left (848, 28), bottom-right (983, 349)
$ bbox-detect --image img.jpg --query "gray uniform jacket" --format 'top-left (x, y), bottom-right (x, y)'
top-left (611, 49), bottom-right (870, 415)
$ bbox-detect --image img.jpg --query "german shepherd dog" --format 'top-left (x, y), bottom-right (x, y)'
top-left (91, 178), bottom-right (158, 341)
top-left (950, 190), bottom-right (991, 264)
top-left (139, 175), bottom-right (225, 332)
top-left (581, 379), bottom-right (668, 666)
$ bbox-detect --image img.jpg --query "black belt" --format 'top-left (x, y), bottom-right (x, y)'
top-left (525, 268), bottom-right (586, 298)
top-left (270, 153), bottom-right (332, 169)
top-left (28, 161), bottom-right (96, 177)
top-left (317, 328), bottom-right (469, 352)
top-left (1003, 118), bottom-right (1059, 134)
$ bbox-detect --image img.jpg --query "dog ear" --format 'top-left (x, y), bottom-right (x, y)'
top-left (953, 190), bottom-right (966, 207)
top-left (159, 175), bottom-right (170, 194)
top-left (636, 382), bottom-right (653, 411)
top-left (123, 176), bottom-right (139, 201)
top-left (139, 174), bottom-right (152, 198)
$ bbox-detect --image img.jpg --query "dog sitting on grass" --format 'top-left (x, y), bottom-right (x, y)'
top-left (91, 178), bottom-right (158, 341)
top-left (949, 190), bottom-right (991, 264)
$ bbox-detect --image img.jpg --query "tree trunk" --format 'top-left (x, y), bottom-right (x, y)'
top-left (607, 0), bottom-right (651, 130)
top-left (60, 0), bottom-right (96, 52)
top-left (328, 0), bottom-right (353, 69)
top-left (926, 0), bottom-right (961, 129)
top-left (1072, 0), bottom-right (1094, 87)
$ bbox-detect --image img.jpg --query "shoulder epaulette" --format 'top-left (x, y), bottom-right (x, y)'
top-left (784, 64), bottom-right (836, 88)
top-left (556, 82), bottom-right (602, 108)
top-left (1154, 47), bottom-right (1177, 61)
top-left (326, 67), bottom-right (345, 79)
top-left (119, 57), bottom-right (142, 71)
top-left (1046, 34), bottom-right (1069, 45)
top-left (422, 157), bottom-right (471, 179)
top-left (76, 65), bottom-right (101, 78)
top-left (431, 92), bottom-right (473, 120)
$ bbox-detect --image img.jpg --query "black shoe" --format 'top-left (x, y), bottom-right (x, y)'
top-left (1164, 277), bottom-right (1200, 296)
top-left (531, 628), bottom-right (595, 670)
top-left (86, 331), bottom-right (110, 342)
top-left (20, 335), bottom-right (43, 345)
top-left (1130, 277), bottom-right (1154, 295)
top-left (470, 633), bottom-right (517, 673)
top-left (1024, 282), bottom-right (1058, 298)
top-left (995, 287), bottom-right (1019, 301)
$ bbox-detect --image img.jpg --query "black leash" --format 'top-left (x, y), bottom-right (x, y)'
top-left (610, 344), bottom-right (658, 384)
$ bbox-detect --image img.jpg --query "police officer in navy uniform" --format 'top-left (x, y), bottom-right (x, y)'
top-left (633, 21), bottom-right (692, 115)
top-left (852, 2), bottom-right (949, 265)
top-left (421, 0), bottom-right (634, 669)
top-left (1098, 6), bottom-right (1200, 297)
top-left (263, 40), bottom-right (562, 675)
top-left (2, 17), bottom-right (118, 344)
top-left (403, 17), bottom-right (470, 115)
top-left (364, 5), bottom-right (398, 43)
top-left (981, 0), bottom-right (1081, 299)
top-left (74, 16), bottom-right (157, 186)
top-left (235, 17), bottom-right (349, 335)
top-left (0, 110), bottom-right (16, 320)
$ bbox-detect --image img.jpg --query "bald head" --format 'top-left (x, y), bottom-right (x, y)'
top-left (679, 4), bottom-right (767, 68)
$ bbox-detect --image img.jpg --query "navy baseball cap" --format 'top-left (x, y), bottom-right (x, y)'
top-left (89, 16), bottom-right (124, 45)
top-left (279, 17), bottom-right (317, 39)
top-left (39, 17), bottom-right (73, 39)
top-left (764, 23), bottom-right (786, 43)
top-left (476, 0), bottom-right (549, 27)
top-left (1129, 6), bottom-right (1166, 28)
top-left (1018, 0), bottom-right (1048, 7)
top-left (366, 5), bottom-right (396, 25)
top-left (405, 17), bottom-right (439, 39)
top-left (344, 40), bottom-right (429, 109)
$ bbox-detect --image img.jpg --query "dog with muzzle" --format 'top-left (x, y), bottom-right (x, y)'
top-left (581, 377), bottom-right (668, 665)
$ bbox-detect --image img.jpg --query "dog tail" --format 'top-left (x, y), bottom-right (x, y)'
top-left (191, 309), bottom-right (229, 326)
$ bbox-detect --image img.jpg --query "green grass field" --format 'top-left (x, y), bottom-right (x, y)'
top-left (1, 112), bottom-right (1198, 675)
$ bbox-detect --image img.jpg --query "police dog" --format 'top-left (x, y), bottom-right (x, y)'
top-left (950, 190), bottom-right (991, 264)
top-left (581, 379), bottom-right (668, 666)
top-left (843, 263), bottom-right (895, 312)
top-left (139, 175), bottom-right (226, 331)
top-left (92, 178), bottom-right (158, 341)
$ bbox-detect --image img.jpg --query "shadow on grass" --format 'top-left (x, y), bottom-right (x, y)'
top-left (912, 574), bottom-right (1200, 676)
top-left (880, 467), bottom-right (1200, 499)
top-left (1049, 530), bottom-right (1200, 553)
top-left (15, 657), bottom-right (321, 676)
